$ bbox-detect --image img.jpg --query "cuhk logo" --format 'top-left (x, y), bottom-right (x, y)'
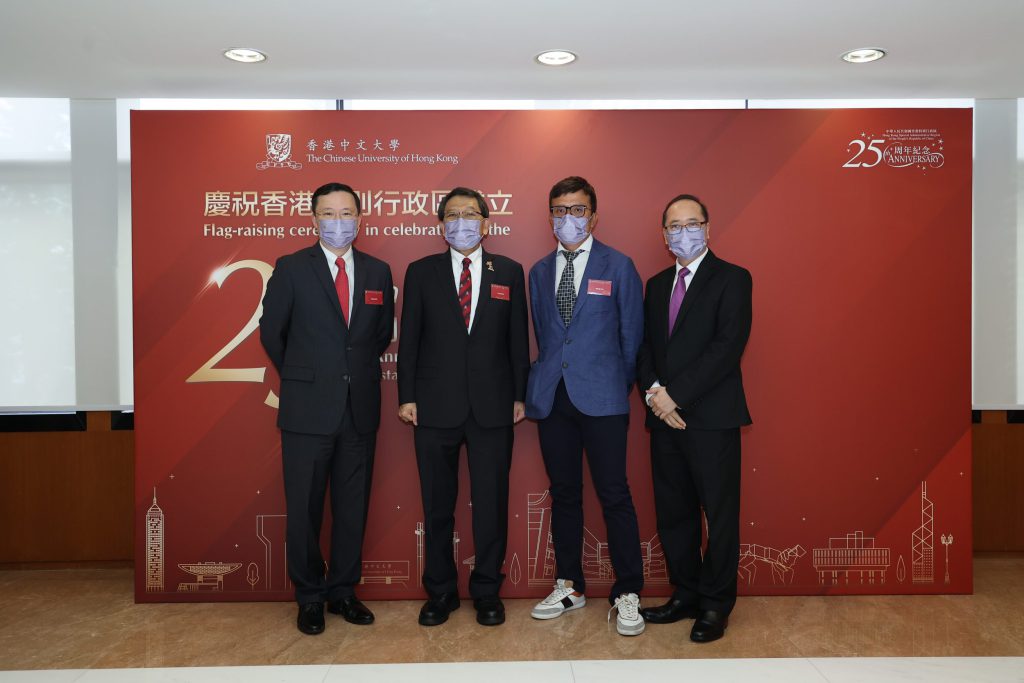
top-left (256, 133), bottom-right (302, 170)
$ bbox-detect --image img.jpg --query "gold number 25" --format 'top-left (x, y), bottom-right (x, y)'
top-left (185, 259), bottom-right (279, 409)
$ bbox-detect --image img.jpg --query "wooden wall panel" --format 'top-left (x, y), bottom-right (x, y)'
top-left (0, 412), bottom-right (133, 564)
top-left (972, 419), bottom-right (1024, 551)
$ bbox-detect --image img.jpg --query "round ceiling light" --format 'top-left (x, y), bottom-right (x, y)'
top-left (536, 50), bottom-right (577, 66)
top-left (841, 48), bottom-right (886, 64)
top-left (223, 48), bottom-right (267, 63)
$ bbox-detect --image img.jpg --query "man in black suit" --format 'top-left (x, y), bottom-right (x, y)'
top-left (259, 182), bottom-right (394, 635)
top-left (397, 187), bottom-right (529, 627)
top-left (637, 194), bottom-right (752, 643)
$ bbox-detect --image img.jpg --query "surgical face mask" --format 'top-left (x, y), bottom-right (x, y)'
top-left (553, 214), bottom-right (590, 245)
top-left (667, 227), bottom-right (707, 261)
top-left (444, 217), bottom-right (483, 251)
top-left (318, 218), bottom-right (358, 249)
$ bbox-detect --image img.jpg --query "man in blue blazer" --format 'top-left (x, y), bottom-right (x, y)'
top-left (525, 176), bottom-right (646, 636)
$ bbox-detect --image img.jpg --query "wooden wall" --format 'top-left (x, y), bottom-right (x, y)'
top-left (0, 412), bottom-right (133, 565)
top-left (0, 411), bottom-right (1021, 565)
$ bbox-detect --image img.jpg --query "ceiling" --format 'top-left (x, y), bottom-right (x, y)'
top-left (1, 0), bottom-right (1022, 101)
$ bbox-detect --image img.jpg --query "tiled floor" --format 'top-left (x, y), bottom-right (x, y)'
top-left (0, 556), bottom-right (1022, 680)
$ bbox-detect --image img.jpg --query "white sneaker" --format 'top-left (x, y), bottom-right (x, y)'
top-left (531, 579), bottom-right (586, 620)
top-left (609, 593), bottom-right (645, 636)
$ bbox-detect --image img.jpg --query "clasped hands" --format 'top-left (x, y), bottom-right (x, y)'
top-left (646, 386), bottom-right (687, 430)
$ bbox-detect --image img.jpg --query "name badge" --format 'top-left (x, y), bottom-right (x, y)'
top-left (364, 290), bottom-right (384, 305)
top-left (587, 279), bottom-right (612, 296)
top-left (491, 284), bottom-right (510, 301)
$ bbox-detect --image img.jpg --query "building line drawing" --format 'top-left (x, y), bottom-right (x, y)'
top-left (912, 481), bottom-right (935, 584)
top-left (246, 562), bottom-right (259, 589)
top-left (527, 490), bottom-right (669, 587)
top-left (177, 562), bottom-right (242, 592)
top-left (896, 555), bottom-right (907, 583)
top-left (145, 487), bottom-right (165, 593)
top-left (412, 522), bottom-right (464, 587)
top-left (941, 533), bottom-right (953, 584)
top-left (256, 514), bottom-right (288, 591)
top-left (737, 543), bottom-right (805, 585)
top-left (414, 522), bottom-right (425, 587)
top-left (360, 560), bottom-right (410, 585)
top-left (812, 531), bottom-right (890, 586)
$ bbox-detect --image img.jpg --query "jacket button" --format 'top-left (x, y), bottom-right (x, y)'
top-left (565, 339), bottom-right (572, 344)
top-left (346, 346), bottom-right (352, 352)
top-left (562, 362), bottom-right (568, 369)
top-left (343, 374), bottom-right (350, 382)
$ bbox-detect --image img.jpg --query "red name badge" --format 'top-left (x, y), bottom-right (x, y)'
top-left (364, 290), bottom-right (384, 305)
top-left (587, 279), bottom-right (612, 296)
top-left (491, 284), bottom-right (510, 301)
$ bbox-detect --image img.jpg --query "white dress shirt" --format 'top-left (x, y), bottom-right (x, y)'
top-left (450, 245), bottom-right (482, 331)
top-left (553, 234), bottom-right (594, 296)
top-left (320, 241), bottom-right (355, 317)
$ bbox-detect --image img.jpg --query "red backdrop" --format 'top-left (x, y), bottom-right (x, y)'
top-left (132, 109), bottom-right (972, 602)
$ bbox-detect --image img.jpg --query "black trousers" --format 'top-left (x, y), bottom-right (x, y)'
top-left (650, 426), bottom-right (741, 615)
top-left (414, 413), bottom-right (513, 599)
top-left (537, 380), bottom-right (644, 600)
top-left (281, 403), bottom-right (375, 606)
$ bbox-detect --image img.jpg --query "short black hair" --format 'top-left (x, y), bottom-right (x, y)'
top-left (549, 176), bottom-right (597, 213)
top-left (437, 187), bottom-right (489, 221)
top-left (311, 182), bottom-right (361, 215)
top-left (662, 194), bottom-right (709, 226)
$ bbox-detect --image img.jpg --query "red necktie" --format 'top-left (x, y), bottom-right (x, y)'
top-left (335, 257), bottom-right (350, 324)
top-left (459, 257), bottom-right (472, 329)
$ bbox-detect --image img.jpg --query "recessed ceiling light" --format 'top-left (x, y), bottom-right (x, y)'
top-left (223, 48), bottom-right (267, 63)
top-left (841, 48), bottom-right (886, 64)
top-left (536, 50), bottom-right (577, 66)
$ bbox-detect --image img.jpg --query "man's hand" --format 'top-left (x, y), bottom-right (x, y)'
top-left (398, 402), bottom-right (418, 426)
top-left (661, 411), bottom-right (687, 430)
top-left (513, 401), bottom-right (526, 424)
top-left (646, 386), bottom-right (686, 429)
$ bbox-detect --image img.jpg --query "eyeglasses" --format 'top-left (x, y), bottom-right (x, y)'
top-left (316, 210), bottom-right (357, 219)
top-left (664, 221), bottom-right (707, 235)
top-left (443, 210), bottom-right (483, 221)
top-left (550, 205), bottom-right (589, 218)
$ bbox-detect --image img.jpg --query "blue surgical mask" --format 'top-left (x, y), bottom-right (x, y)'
top-left (444, 217), bottom-right (483, 251)
top-left (553, 214), bottom-right (590, 245)
top-left (319, 218), bottom-right (358, 249)
top-left (667, 228), bottom-right (707, 261)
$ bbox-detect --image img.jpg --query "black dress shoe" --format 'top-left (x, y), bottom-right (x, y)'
top-left (418, 592), bottom-right (461, 626)
top-left (640, 597), bottom-right (699, 624)
top-left (690, 610), bottom-right (729, 643)
top-left (473, 597), bottom-right (505, 626)
top-left (327, 596), bottom-right (375, 625)
top-left (297, 602), bottom-right (325, 635)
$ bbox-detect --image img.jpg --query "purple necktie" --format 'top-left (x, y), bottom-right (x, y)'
top-left (668, 267), bottom-right (690, 333)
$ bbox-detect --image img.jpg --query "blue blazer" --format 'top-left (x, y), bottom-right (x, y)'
top-left (525, 238), bottom-right (644, 419)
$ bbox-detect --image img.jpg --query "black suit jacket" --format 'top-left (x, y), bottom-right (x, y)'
top-left (259, 244), bottom-right (394, 435)
top-left (397, 249), bottom-right (529, 429)
top-left (637, 249), bottom-right (753, 431)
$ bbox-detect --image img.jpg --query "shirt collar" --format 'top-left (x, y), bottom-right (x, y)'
top-left (676, 247), bottom-right (708, 276)
top-left (450, 244), bottom-right (483, 266)
top-left (558, 233), bottom-right (594, 258)
top-left (321, 241), bottom-right (354, 267)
